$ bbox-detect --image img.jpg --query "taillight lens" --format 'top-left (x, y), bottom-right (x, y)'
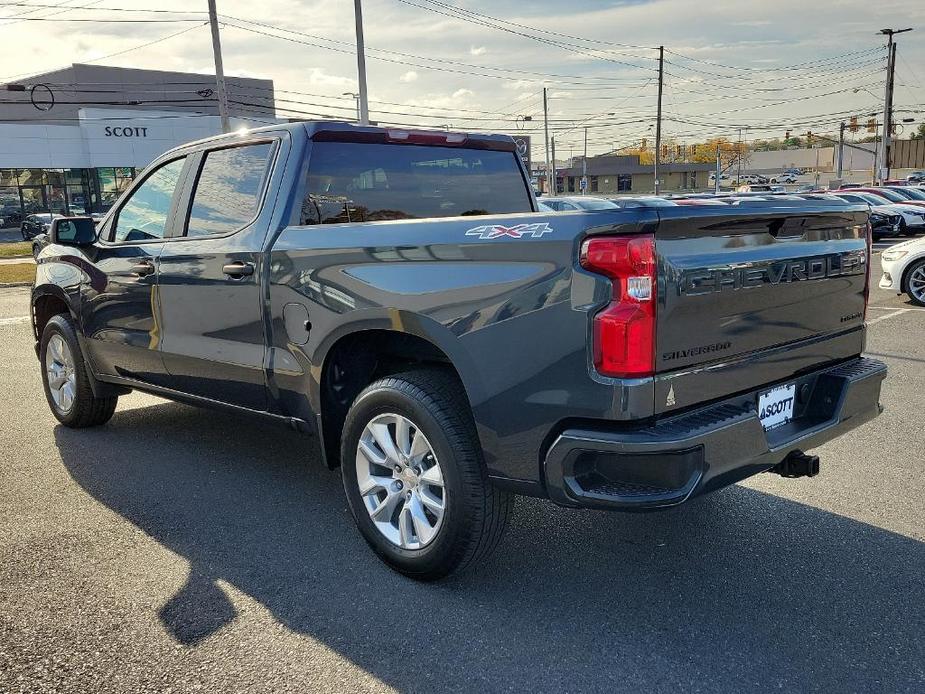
top-left (580, 234), bottom-right (657, 378)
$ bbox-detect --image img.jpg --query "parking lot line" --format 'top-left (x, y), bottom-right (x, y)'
top-left (866, 309), bottom-right (912, 325)
top-left (0, 316), bottom-right (29, 326)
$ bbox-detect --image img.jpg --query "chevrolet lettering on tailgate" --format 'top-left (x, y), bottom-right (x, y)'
top-left (679, 251), bottom-right (866, 296)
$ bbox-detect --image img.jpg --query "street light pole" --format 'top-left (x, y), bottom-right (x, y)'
top-left (206, 0), bottom-right (231, 133)
top-left (353, 0), bottom-right (370, 125)
top-left (342, 92), bottom-right (361, 121)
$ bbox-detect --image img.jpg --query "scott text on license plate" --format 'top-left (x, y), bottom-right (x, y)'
top-left (758, 384), bottom-right (796, 431)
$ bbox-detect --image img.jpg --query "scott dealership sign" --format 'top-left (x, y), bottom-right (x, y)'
top-left (103, 126), bottom-right (149, 137)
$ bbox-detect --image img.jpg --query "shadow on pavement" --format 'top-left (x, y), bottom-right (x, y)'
top-left (55, 401), bottom-right (924, 692)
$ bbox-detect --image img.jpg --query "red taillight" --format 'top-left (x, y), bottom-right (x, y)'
top-left (580, 234), bottom-right (657, 378)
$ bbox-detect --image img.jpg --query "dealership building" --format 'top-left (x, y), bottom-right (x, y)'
top-left (0, 64), bottom-right (278, 227)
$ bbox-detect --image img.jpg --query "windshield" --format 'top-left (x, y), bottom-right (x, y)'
top-left (867, 188), bottom-right (905, 202)
top-left (855, 193), bottom-right (888, 205)
top-left (575, 199), bottom-right (619, 210)
top-left (892, 187), bottom-right (925, 201)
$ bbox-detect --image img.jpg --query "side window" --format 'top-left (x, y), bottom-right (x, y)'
top-left (113, 158), bottom-right (185, 243)
top-left (186, 143), bottom-right (273, 237)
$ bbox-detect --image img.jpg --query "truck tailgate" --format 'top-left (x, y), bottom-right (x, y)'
top-left (653, 203), bottom-right (869, 414)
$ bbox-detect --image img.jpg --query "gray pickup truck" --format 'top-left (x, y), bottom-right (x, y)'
top-left (31, 122), bottom-right (886, 579)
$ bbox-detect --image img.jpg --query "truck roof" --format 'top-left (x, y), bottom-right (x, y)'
top-left (162, 120), bottom-right (518, 156)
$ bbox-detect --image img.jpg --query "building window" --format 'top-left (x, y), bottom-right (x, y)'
top-left (96, 167), bottom-right (136, 211)
top-left (567, 176), bottom-right (575, 192)
top-left (589, 176), bottom-right (599, 193)
top-left (617, 174), bottom-right (632, 192)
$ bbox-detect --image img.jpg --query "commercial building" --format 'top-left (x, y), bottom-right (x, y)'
top-left (553, 153), bottom-right (713, 195)
top-left (0, 64), bottom-right (277, 227)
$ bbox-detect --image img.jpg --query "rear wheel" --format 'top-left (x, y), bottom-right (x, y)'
top-left (40, 314), bottom-right (118, 427)
top-left (902, 259), bottom-right (925, 307)
top-left (340, 369), bottom-right (511, 580)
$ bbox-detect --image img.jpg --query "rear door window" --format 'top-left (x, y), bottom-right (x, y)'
top-left (301, 141), bottom-right (532, 224)
top-left (185, 142), bottom-right (274, 237)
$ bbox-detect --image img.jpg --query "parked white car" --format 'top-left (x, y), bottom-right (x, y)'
top-left (770, 173), bottom-right (798, 184)
top-left (880, 238), bottom-right (925, 306)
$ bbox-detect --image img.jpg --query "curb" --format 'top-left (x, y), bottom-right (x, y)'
top-left (0, 282), bottom-right (31, 288)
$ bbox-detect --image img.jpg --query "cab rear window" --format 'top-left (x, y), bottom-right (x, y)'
top-left (301, 141), bottom-right (532, 224)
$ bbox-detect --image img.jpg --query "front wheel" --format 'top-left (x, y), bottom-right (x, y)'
top-left (903, 259), bottom-right (925, 307)
top-left (40, 314), bottom-right (118, 427)
top-left (341, 369), bottom-right (511, 580)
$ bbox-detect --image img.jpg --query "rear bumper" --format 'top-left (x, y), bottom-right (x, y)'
top-left (543, 357), bottom-right (886, 510)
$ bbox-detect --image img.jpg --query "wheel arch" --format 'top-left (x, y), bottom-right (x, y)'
top-left (31, 284), bottom-right (76, 343)
top-left (311, 312), bottom-right (487, 470)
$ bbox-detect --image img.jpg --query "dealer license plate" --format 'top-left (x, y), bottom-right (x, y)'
top-left (758, 384), bottom-right (796, 431)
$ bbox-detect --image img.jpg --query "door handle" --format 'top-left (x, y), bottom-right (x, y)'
top-left (222, 261), bottom-right (255, 279)
top-left (130, 260), bottom-right (155, 277)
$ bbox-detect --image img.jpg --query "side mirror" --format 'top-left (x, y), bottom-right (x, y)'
top-left (51, 217), bottom-right (97, 246)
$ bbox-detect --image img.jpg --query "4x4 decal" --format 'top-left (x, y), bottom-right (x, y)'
top-left (465, 222), bottom-right (553, 240)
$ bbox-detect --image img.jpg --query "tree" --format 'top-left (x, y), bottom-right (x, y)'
top-left (688, 137), bottom-right (748, 172)
top-left (911, 123), bottom-right (925, 140)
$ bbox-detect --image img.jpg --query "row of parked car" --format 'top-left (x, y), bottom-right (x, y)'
top-left (538, 186), bottom-right (925, 307)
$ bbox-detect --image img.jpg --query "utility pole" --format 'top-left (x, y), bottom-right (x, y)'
top-left (654, 45), bottom-right (664, 195)
top-left (551, 136), bottom-right (557, 195)
top-left (879, 28), bottom-right (912, 182)
top-left (715, 145), bottom-right (721, 194)
top-left (837, 121), bottom-right (846, 179)
top-left (207, 0), bottom-right (230, 133)
top-left (543, 87), bottom-right (551, 195)
top-left (353, 0), bottom-right (370, 125)
top-left (582, 126), bottom-right (588, 195)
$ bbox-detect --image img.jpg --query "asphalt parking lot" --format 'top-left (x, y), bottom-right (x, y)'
top-left (1, 256), bottom-right (923, 693)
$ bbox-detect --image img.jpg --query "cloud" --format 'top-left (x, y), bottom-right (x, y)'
top-left (469, 46), bottom-right (487, 56)
top-left (305, 68), bottom-right (355, 90)
top-left (452, 88), bottom-right (474, 99)
top-left (399, 71), bottom-right (419, 83)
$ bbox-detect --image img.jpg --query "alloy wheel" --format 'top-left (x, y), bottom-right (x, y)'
top-left (355, 412), bottom-right (446, 550)
top-left (45, 334), bottom-right (76, 413)
top-left (909, 265), bottom-right (925, 303)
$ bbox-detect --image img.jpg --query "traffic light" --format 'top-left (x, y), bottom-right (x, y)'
top-left (641, 138), bottom-right (648, 150)
top-left (867, 118), bottom-right (877, 133)
top-left (661, 144), bottom-right (669, 158)
top-left (785, 130), bottom-right (791, 140)
top-left (849, 116), bottom-right (858, 133)
top-left (676, 144), bottom-right (684, 158)
top-left (806, 131), bottom-right (813, 144)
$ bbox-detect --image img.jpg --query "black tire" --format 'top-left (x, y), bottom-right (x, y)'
top-left (340, 369), bottom-right (512, 581)
top-left (40, 314), bottom-right (118, 427)
top-left (902, 258), bottom-right (925, 307)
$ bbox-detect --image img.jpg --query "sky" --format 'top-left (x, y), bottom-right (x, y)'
top-left (1, 0), bottom-right (923, 161)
